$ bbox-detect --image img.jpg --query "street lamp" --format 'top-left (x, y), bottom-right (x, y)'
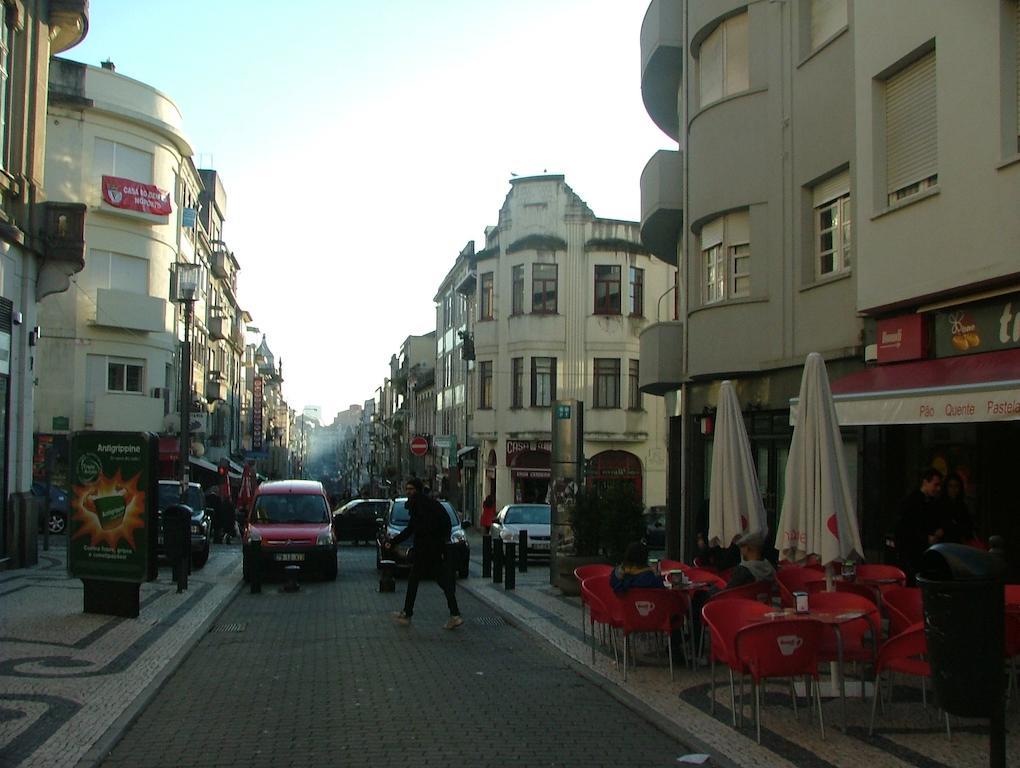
top-left (172, 261), bottom-right (202, 499)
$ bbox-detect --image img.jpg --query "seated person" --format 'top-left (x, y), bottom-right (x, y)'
top-left (610, 541), bottom-right (665, 593)
top-left (722, 532), bottom-right (776, 589)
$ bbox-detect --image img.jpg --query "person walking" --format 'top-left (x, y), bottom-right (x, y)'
top-left (480, 493), bottom-right (496, 535)
top-left (386, 478), bottom-right (463, 629)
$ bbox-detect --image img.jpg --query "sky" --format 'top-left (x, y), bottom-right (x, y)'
top-left (67, 0), bottom-right (669, 421)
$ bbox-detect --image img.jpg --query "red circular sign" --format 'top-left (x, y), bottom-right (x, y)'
top-left (409, 436), bottom-right (429, 456)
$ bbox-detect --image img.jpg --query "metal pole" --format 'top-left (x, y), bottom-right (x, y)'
top-left (493, 537), bottom-right (504, 584)
top-left (180, 301), bottom-right (193, 498)
top-left (505, 541), bottom-right (516, 590)
top-left (482, 534), bottom-right (492, 578)
top-left (519, 529), bottom-right (528, 573)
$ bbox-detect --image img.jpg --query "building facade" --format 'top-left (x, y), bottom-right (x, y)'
top-left (638, 0), bottom-right (1020, 562)
top-left (470, 175), bottom-right (673, 514)
top-left (0, 0), bottom-right (89, 561)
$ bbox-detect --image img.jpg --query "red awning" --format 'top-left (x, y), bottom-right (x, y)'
top-left (817, 348), bottom-right (1020, 426)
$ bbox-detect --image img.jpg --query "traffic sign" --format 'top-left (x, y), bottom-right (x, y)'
top-left (409, 435), bottom-right (429, 456)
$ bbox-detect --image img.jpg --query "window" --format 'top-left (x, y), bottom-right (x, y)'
top-left (730, 244), bottom-right (750, 297)
top-left (628, 360), bottom-right (642, 410)
top-left (94, 138), bottom-right (154, 185)
top-left (885, 50), bottom-right (937, 205)
top-left (700, 211), bottom-right (750, 305)
top-left (629, 267), bottom-right (644, 316)
top-left (80, 250), bottom-right (149, 295)
top-left (479, 272), bottom-right (494, 320)
top-left (593, 358), bottom-right (620, 409)
top-left (594, 265), bottom-right (621, 315)
top-left (108, 358), bottom-right (144, 394)
top-left (511, 265), bottom-right (525, 315)
top-left (813, 171), bottom-right (851, 277)
top-left (0, 10), bottom-right (10, 170)
top-left (698, 12), bottom-right (749, 108)
top-left (511, 357), bottom-right (524, 409)
top-left (532, 263), bottom-right (557, 314)
top-left (531, 357), bottom-right (556, 407)
top-left (809, 0), bottom-right (847, 50)
top-left (479, 361), bottom-right (493, 409)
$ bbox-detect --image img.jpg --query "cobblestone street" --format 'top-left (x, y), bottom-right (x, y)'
top-left (97, 547), bottom-right (692, 768)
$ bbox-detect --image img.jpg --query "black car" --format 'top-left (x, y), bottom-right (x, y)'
top-left (157, 481), bottom-right (212, 568)
top-left (376, 497), bottom-right (469, 579)
top-left (333, 498), bottom-right (390, 544)
top-left (31, 482), bottom-right (70, 535)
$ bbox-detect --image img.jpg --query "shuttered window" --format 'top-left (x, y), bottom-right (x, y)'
top-left (886, 51), bottom-right (937, 202)
top-left (698, 12), bottom-right (749, 108)
top-left (810, 0), bottom-right (847, 50)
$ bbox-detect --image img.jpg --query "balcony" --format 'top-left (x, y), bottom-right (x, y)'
top-left (36, 202), bottom-right (88, 300)
top-left (94, 289), bottom-right (166, 333)
top-left (207, 380), bottom-right (228, 403)
top-left (640, 0), bottom-right (684, 141)
top-left (640, 149), bottom-right (683, 265)
top-left (209, 316), bottom-right (231, 341)
top-left (639, 321), bottom-right (684, 395)
top-left (211, 248), bottom-right (232, 279)
top-left (49, 0), bottom-right (90, 53)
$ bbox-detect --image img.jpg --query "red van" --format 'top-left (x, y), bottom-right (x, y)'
top-left (242, 480), bottom-right (337, 581)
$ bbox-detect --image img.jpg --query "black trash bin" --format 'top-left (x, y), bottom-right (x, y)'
top-left (918, 543), bottom-right (1006, 766)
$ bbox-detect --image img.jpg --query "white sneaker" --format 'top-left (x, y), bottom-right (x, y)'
top-left (392, 611), bottom-right (411, 626)
top-left (443, 615), bottom-right (464, 630)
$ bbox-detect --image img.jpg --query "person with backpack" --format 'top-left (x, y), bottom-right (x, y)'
top-left (385, 478), bottom-right (463, 629)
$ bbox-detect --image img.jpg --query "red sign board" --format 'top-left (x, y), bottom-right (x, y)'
top-left (876, 314), bottom-right (925, 363)
top-left (409, 435), bottom-right (429, 456)
top-left (101, 175), bottom-right (172, 216)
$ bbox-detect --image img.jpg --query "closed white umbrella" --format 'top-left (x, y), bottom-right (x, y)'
top-left (708, 380), bottom-right (767, 548)
top-left (776, 353), bottom-right (863, 566)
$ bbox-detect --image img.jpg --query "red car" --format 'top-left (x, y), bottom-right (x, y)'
top-left (242, 480), bottom-right (338, 581)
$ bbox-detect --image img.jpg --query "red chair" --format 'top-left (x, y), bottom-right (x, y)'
top-left (883, 586), bottom-right (922, 638)
top-left (658, 558), bottom-right (685, 573)
top-left (684, 567), bottom-right (727, 590)
top-left (855, 564), bottom-right (906, 593)
top-left (734, 618), bottom-right (826, 743)
top-left (776, 567), bottom-right (826, 608)
top-left (713, 579), bottom-right (774, 605)
top-left (834, 580), bottom-right (880, 605)
top-left (701, 599), bottom-right (773, 724)
top-left (575, 564), bottom-right (613, 641)
top-left (869, 622), bottom-right (950, 738)
top-left (808, 591), bottom-right (882, 704)
top-left (581, 575), bottom-right (624, 664)
top-left (618, 588), bottom-right (686, 681)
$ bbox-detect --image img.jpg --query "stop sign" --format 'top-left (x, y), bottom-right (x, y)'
top-left (409, 435), bottom-right (429, 456)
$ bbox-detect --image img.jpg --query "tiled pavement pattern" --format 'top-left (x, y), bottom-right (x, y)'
top-left (0, 543), bottom-right (241, 768)
top-left (98, 546), bottom-right (689, 768)
top-left (1, 533), bottom-right (1016, 767)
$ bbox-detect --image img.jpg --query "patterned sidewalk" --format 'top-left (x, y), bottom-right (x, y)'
top-left (0, 542), bottom-right (242, 768)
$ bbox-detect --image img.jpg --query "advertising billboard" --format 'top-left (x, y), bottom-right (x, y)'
top-left (68, 432), bottom-right (156, 583)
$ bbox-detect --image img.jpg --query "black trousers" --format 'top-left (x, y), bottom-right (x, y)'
top-left (403, 556), bottom-right (460, 618)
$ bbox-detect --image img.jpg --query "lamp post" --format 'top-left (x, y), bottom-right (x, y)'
top-left (173, 261), bottom-right (202, 499)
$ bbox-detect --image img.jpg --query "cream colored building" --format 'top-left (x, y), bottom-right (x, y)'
top-left (637, 0), bottom-right (1020, 561)
top-left (470, 175), bottom-right (674, 511)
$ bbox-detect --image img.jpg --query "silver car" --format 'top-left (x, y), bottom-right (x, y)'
top-left (491, 503), bottom-right (551, 557)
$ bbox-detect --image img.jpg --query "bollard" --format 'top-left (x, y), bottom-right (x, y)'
top-left (505, 541), bottom-right (516, 590)
top-left (482, 535), bottom-right (492, 578)
top-left (250, 540), bottom-right (262, 594)
top-left (379, 560), bottom-right (396, 592)
top-left (519, 530), bottom-right (528, 573)
top-left (283, 564), bottom-right (300, 593)
top-left (493, 537), bottom-right (504, 584)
